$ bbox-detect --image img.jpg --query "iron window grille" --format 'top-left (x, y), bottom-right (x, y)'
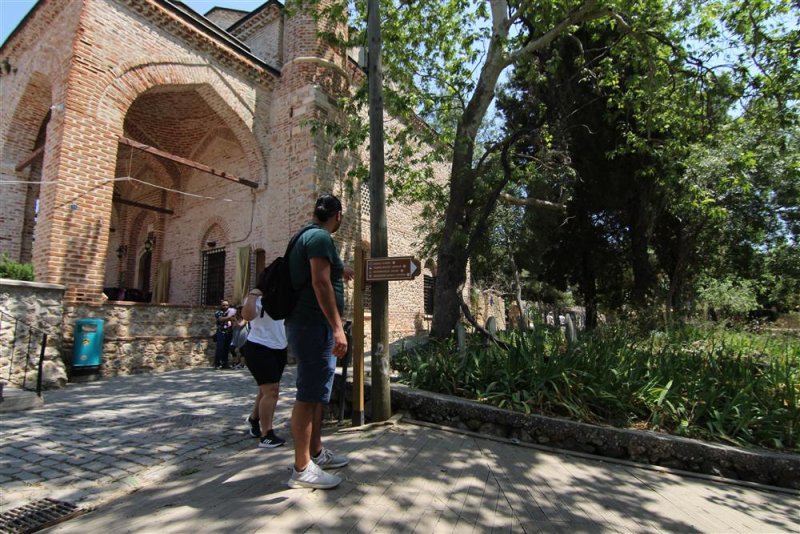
top-left (201, 247), bottom-right (226, 305)
top-left (424, 275), bottom-right (436, 316)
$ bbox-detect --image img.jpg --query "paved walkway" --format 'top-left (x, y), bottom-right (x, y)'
top-left (1, 368), bottom-right (798, 533)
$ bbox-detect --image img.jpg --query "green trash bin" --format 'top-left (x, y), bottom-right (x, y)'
top-left (73, 318), bottom-right (105, 368)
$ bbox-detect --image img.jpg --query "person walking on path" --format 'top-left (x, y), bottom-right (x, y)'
top-left (285, 194), bottom-right (353, 490)
top-left (213, 299), bottom-right (236, 369)
top-left (241, 288), bottom-right (288, 448)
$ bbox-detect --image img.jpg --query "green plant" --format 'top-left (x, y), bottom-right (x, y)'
top-left (0, 254), bottom-right (34, 282)
top-left (394, 323), bottom-right (800, 451)
top-left (696, 276), bottom-right (760, 319)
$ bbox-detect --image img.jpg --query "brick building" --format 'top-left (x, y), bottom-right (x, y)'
top-left (0, 0), bottom-right (448, 379)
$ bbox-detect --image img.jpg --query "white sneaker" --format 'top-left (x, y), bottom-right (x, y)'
top-left (312, 447), bottom-right (349, 469)
top-left (287, 461), bottom-right (342, 489)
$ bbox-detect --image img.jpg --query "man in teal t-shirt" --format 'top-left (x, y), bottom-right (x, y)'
top-left (285, 194), bottom-right (353, 490)
top-left (288, 226), bottom-right (345, 325)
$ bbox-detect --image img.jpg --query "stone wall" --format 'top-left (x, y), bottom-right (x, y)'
top-left (64, 303), bottom-right (215, 376)
top-left (0, 278), bottom-right (67, 389)
top-left (1, 279), bottom-right (219, 386)
top-left (471, 288), bottom-right (507, 331)
top-left (334, 381), bottom-right (800, 490)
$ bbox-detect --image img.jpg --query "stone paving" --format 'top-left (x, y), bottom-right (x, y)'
top-left (1, 368), bottom-right (798, 533)
top-left (1, 367), bottom-right (274, 514)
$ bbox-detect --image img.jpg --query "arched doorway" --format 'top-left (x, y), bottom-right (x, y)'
top-left (138, 250), bottom-right (152, 298)
top-left (107, 81), bottom-right (264, 305)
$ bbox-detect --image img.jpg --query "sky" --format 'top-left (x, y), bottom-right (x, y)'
top-left (1, 0), bottom-right (267, 46)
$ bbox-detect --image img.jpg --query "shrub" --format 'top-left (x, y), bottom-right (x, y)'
top-left (697, 276), bottom-right (759, 319)
top-left (0, 254), bottom-right (35, 282)
top-left (394, 324), bottom-right (800, 451)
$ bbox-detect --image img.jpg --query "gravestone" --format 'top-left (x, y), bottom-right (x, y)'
top-left (456, 322), bottom-right (466, 360)
top-left (486, 316), bottom-right (497, 336)
top-left (565, 314), bottom-right (578, 348)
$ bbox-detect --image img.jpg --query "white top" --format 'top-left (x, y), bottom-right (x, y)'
top-left (247, 297), bottom-right (287, 350)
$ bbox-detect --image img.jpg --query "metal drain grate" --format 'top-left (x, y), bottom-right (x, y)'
top-left (0, 498), bottom-right (85, 534)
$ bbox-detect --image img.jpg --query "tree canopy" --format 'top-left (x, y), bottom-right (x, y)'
top-left (297, 0), bottom-right (799, 333)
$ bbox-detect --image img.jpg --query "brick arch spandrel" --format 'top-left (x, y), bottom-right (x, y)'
top-left (1, 41), bottom-right (67, 146)
top-left (1, 72), bottom-right (54, 164)
top-left (120, 122), bottom-right (182, 185)
top-left (124, 210), bottom-right (157, 279)
top-left (94, 60), bottom-right (265, 184)
top-left (193, 84), bottom-right (267, 187)
top-left (201, 218), bottom-right (231, 249)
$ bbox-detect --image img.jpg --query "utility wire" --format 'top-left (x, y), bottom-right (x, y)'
top-left (0, 176), bottom-right (251, 203)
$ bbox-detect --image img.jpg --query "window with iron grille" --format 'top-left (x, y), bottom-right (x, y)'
top-left (424, 275), bottom-right (435, 316)
top-left (201, 247), bottom-right (226, 305)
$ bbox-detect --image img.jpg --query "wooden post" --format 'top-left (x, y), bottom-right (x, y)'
top-left (368, 0), bottom-right (391, 421)
top-left (352, 245), bottom-right (365, 426)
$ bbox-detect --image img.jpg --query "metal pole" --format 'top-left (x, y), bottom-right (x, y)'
top-left (368, 0), bottom-right (391, 421)
top-left (37, 333), bottom-right (47, 397)
top-left (352, 245), bottom-right (366, 426)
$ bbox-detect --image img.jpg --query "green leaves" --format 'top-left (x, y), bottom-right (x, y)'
top-left (394, 322), bottom-right (800, 451)
top-left (0, 253), bottom-right (34, 281)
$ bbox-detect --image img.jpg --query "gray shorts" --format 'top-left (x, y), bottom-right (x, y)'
top-left (287, 322), bottom-right (336, 403)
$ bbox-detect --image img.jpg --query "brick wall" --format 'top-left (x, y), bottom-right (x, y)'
top-left (0, 0), bottom-right (466, 381)
top-left (204, 7), bottom-right (248, 30)
top-left (0, 0), bottom-right (80, 264)
top-left (231, 5), bottom-right (284, 67)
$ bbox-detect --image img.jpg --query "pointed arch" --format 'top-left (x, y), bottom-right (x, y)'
top-left (94, 59), bottom-right (267, 185)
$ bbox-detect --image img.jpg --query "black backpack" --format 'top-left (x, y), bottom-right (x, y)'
top-left (255, 225), bottom-right (315, 319)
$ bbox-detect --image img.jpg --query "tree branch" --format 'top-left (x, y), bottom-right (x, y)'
top-left (499, 192), bottom-right (567, 212)
top-left (509, 1), bottom-right (622, 65)
top-left (459, 297), bottom-right (510, 350)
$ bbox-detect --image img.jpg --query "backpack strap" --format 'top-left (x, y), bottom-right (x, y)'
top-left (285, 224), bottom-right (317, 256)
top-left (286, 224), bottom-right (318, 290)
top-left (258, 225), bottom-right (317, 317)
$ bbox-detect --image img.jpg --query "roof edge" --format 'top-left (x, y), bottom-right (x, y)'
top-left (157, 0), bottom-right (281, 77)
top-left (227, 0), bottom-right (284, 33)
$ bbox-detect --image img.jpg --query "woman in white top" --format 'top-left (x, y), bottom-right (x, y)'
top-left (242, 288), bottom-right (288, 448)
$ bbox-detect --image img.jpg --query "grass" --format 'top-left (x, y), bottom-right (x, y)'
top-left (393, 323), bottom-right (800, 452)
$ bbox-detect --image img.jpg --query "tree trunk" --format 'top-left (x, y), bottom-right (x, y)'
top-left (630, 182), bottom-right (657, 306)
top-left (578, 209), bottom-right (598, 330)
top-left (427, 0), bottom-right (611, 338)
top-left (428, 25), bottom-right (508, 339)
top-left (430, 237), bottom-right (470, 338)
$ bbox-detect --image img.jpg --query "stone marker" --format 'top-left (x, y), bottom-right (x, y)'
top-left (565, 313), bottom-right (577, 347)
top-left (456, 322), bottom-right (466, 359)
top-left (486, 316), bottom-right (497, 336)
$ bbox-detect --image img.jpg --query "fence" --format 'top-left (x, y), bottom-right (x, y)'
top-left (0, 310), bottom-right (53, 396)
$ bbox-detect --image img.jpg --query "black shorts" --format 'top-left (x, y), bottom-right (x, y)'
top-left (243, 341), bottom-right (287, 385)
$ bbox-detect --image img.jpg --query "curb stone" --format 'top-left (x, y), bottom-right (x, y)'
top-left (333, 375), bottom-right (800, 490)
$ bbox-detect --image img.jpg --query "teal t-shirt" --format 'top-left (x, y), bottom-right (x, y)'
top-left (287, 224), bottom-right (344, 324)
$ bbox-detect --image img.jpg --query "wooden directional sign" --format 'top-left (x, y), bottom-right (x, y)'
top-left (365, 256), bottom-right (421, 282)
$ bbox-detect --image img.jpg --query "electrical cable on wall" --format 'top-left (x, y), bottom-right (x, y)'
top-left (0, 176), bottom-right (251, 203)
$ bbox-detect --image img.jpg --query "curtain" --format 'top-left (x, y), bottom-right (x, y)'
top-left (153, 260), bottom-right (171, 303)
top-left (233, 246), bottom-right (251, 305)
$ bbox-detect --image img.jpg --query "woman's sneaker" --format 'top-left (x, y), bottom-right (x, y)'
top-left (287, 461), bottom-right (341, 489)
top-left (258, 430), bottom-right (286, 448)
top-left (245, 416), bottom-right (260, 438)
top-left (312, 448), bottom-right (349, 469)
